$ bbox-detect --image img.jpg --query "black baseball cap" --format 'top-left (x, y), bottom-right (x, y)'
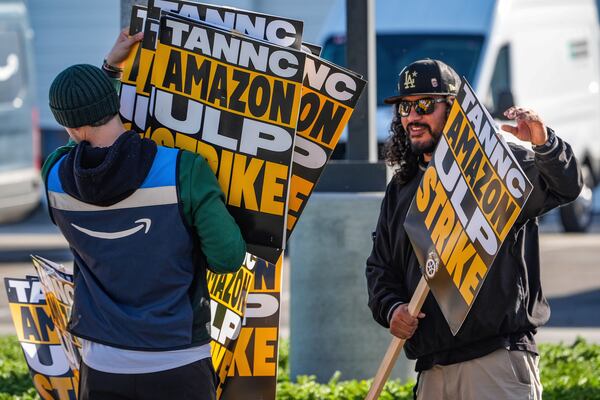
top-left (383, 59), bottom-right (461, 104)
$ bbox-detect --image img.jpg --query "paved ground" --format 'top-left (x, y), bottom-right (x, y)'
top-left (536, 233), bottom-right (600, 343)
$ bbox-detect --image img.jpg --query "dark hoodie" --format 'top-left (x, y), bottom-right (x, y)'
top-left (58, 131), bottom-right (156, 206)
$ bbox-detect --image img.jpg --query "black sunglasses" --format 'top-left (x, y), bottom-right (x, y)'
top-left (397, 98), bottom-right (447, 117)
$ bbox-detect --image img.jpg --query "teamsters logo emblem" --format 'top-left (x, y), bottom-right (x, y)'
top-left (424, 248), bottom-right (440, 280)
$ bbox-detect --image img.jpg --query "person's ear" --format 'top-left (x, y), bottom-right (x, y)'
top-left (65, 126), bottom-right (84, 143)
top-left (445, 96), bottom-right (455, 117)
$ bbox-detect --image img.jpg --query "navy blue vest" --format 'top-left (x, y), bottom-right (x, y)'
top-left (47, 146), bottom-right (207, 350)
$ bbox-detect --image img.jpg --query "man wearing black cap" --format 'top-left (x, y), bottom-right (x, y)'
top-left (366, 59), bottom-right (582, 399)
top-left (41, 36), bottom-right (246, 399)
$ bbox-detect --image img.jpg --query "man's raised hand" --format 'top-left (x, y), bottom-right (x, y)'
top-left (501, 106), bottom-right (548, 146)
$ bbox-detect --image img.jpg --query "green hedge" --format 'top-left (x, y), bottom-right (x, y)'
top-left (0, 336), bottom-right (38, 400)
top-left (538, 338), bottom-right (600, 400)
top-left (1, 336), bottom-right (599, 399)
top-left (277, 338), bottom-right (600, 400)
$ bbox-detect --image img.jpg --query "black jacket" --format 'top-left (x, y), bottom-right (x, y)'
top-left (366, 132), bottom-right (582, 371)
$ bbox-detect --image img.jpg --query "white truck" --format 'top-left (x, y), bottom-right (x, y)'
top-left (0, 0), bottom-right (40, 224)
top-left (319, 0), bottom-right (600, 232)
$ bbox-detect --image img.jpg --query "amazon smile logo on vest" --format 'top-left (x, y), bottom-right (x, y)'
top-left (71, 218), bottom-right (151, 239)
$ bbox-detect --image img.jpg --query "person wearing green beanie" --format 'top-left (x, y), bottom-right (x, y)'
top-left (49, 64), bottom-right (120, 130)
top-left (42, 30), bottom-right (246, 400)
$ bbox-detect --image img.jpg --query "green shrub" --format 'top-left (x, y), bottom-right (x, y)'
top-left (539, 338), bottom-right (600, 400)
top-left (278, 336), bottom-right (290, 383)
top-left (1, 336), bottom-right (599, 399)
top-left (0, 336), bottom-right (39, 400)
top-left (276, 338), bottom-right (600, 400)
top-left (277, 372), bottom-right (414, 400)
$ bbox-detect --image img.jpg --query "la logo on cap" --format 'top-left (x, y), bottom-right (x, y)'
top-left (403, 70), bottom-right (417, 89)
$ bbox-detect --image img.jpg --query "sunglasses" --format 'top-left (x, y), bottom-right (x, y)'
top-left (397, 98), bottom-right (447, 117)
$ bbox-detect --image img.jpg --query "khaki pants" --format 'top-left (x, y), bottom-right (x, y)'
top-left (416, 348), bottom-right (542, 400)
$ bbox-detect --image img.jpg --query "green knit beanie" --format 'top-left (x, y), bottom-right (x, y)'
top-left (49, 64), bottom-right (119, 128)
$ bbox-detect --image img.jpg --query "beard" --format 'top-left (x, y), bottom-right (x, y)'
top-left (408, 123), bottom-right (441, 155)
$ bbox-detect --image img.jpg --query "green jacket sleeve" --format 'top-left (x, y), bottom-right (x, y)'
top-left (110, 76), bottom-right (121, 93)
top-left (41, 141), bottom-right (76, 184)
top-left (178, 150), bottom-right (246, 273)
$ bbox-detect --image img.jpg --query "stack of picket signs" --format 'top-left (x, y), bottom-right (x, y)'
top-left (3, 2), bottom-right (366, 399)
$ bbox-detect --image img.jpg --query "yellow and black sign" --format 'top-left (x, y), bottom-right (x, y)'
top-left (119, 5), bottom-right (149, 133)
top-left (206, 253), bottom-right (255, 398)
top-left (147, 0), bottom-right (304, 49)
top-left (31, 256), bottom-right (82, 374)
top-left (147, 14), bottom-right (305, 260)
top-left (121, 0), bottom-right (304, 135)
top-left (404, 79), bottom-right (533, 334)
top-left (218, 255), bottom-right (282, 400)
top-left (286, 54), bottom-right (366, 235)
top-left (4, 271), bottom-right (79, 400)
top-left (216, 56), bottom-right (365, 399)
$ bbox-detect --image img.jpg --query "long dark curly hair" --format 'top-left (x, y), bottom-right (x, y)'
top-left (383, 103), bottom-right (419, 184)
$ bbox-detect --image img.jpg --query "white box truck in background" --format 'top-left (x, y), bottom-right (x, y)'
top-left (319, 0), bottom-right (600, 232)
top-left (0, 0), bottom-right (40, 224)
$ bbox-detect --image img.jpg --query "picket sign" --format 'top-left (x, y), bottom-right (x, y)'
top-left (365, 276), bottom-right (429, 400)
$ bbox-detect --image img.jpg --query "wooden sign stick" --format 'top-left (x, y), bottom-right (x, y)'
top-left (365, 276), bottom-right (430, 400)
